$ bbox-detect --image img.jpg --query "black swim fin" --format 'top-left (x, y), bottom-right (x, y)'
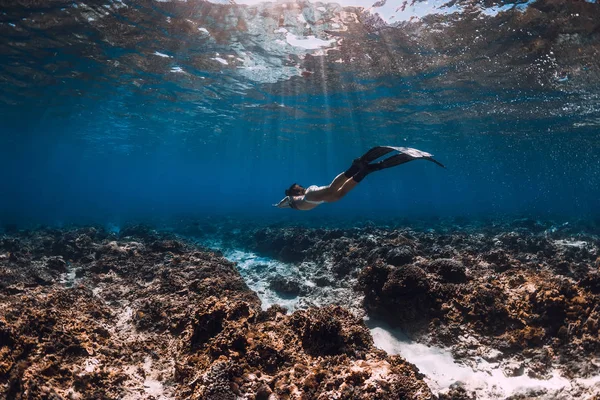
top-left (353, 146), bottom-right (445, 182)
top-left (359, 146), bottom-right (396, 163)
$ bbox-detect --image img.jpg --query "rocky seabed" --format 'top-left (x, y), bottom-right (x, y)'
top-left (1, 220), bottom-right (599, 399)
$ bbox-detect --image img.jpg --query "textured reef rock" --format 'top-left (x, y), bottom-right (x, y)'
top-left (216, 218), bottom-right (600, 396)
top-left (0, 226), bottom-right (433, 399)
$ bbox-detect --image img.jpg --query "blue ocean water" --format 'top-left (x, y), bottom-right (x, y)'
top-left (1, 0), bottom-right (599, 227)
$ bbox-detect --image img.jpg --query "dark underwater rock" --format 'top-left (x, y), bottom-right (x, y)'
top-left (581, 272), bottom-right (600, 294)
top-left (278, 244), bottom-right (304, 263)
top-left (386, 246), bottom-right (416, 266)
top-left (482, 249), bottom-right (511, 271)
top-left (0, 237), bottom-right (24, 252)
top-left (251, 228), bottom-right (315, 263)
top-left (46, 256), bottom-right (67, 272)
top-left (331, 256), bottom-right (364, 277)
top-left (358, 264), bottom-right (434, 331)
top-left (255, 384), bottom-right (272, 400)
top-left (151, 239), bottom-right (185, 253)
top-left (438, 386), bottom-right (477, 400)
top-left (427, 258), bottom-right (467, 283)
top-left (268, 275), bottom-right (303, 296)
top-left (290, 305), bottom-right (373, 357)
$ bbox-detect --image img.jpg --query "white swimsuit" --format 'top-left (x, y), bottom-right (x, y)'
top-left (302, 185), bottom-right (327, 205)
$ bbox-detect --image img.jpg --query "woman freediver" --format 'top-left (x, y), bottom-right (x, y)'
top-left (274, 146), bottom-right (445, 211)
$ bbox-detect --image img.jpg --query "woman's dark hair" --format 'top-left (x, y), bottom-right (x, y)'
top-left (285, 183), bottom-right (305, 196)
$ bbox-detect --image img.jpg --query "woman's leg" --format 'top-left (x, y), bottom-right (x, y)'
top-left (304, 168), bottom-right (359, 202)
top-left (305, 155), bottom-right (371, 202)
top-left (319, 158), bottom-right (368, 202)
top-left (327, 177), bottom-right (358, 202)
top-left (328, 172), bottom-right (350, 191)
top-left (325, 151), bottom-right (379, 193)
top-left (302, 173), bottom-right (348, 202)
top-left (326, 158), bottom-right (381, 202)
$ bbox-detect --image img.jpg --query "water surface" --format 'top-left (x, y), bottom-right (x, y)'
top-left (1, 0), bottom-right (599, 226)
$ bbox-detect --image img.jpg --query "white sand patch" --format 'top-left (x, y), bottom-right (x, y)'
top-left (369, 322), bottom-right (600, 399)
top-left (142, 357), bottom-right (166, 398)
top-left (577, 373), bottom-right (600, 387)
top-left (82, 357), bottom-right (100, 373)
top-left (108, 303), bottom-right (176, 400)
top-left (66, 265), bottom-right (77, 286)
top-left (60, 261), bottom-right (78, 287)
top-left (215, 247), bottom-right (364, 316)
top-left (225, 249), bottom-right (302, 311)
top-left (121, 359), bottom-right (169, 400)
top-left (554, 239), bottom-right (588, 248)
top-left (116, 306), bottom-right (134, 333)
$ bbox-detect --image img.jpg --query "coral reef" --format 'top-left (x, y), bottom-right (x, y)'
top-left (0, 226), bottom-right (433, 399)
top-left (218, 218), bottom-right (600, 393)
top-left (1, 218), bottom-right (598, 399)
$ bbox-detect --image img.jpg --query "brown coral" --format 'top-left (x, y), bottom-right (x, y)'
top-left (0, 227), bottom-right (433, 400)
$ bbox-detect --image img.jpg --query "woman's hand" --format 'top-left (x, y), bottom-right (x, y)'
top-left (274, 196), bottom-right (292, 208)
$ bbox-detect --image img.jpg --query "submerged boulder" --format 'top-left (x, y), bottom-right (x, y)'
top-left (482, 249), bottom-right (511, 271)
top-left (358, 264), bottom-right (434, 330)
top-left (386, 246), bottom-right (416, 267)
top-left (46, 256), bottom-right (67, 272)
top-left (268, 275), bottom-right (304, 296)
top-left (289, 305), bottom-right (373, 356)
top-left (427, 258), bottom-right (467, 283)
